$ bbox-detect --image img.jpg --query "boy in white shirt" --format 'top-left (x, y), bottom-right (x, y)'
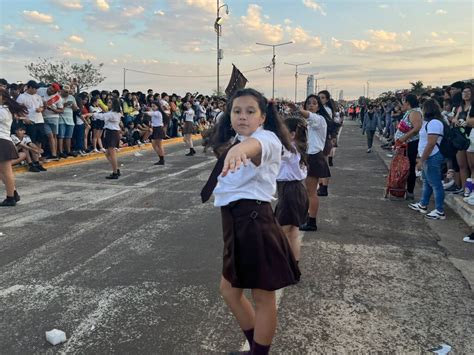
top-left (16, 80), bottom-right (46, 147)
top-left (11, 124), bottom-right (47, 172)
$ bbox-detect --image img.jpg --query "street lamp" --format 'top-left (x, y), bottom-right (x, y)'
top-left (215, 0), bottom-right (229, 96)
top-left (256, 41), bottom-right (293, 99)
top-left (284, 62), bottom-right (310, 102)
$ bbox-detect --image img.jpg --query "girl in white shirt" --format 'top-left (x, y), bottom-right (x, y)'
top-left (183, 102), bottom-right (196, 156)
top-left (202, 88), bottom-right (300, 355)
top-left (144, 101), bottom-right (167, 165)
top-left (0, 89), bottom-right (28, 206)
top-left (275, 117), bottom-right (309, 263)
top-left (93, 98), bottom-right (122, 179)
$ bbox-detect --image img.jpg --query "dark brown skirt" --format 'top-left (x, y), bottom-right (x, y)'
top-left (183, 121), bottom-right (194, 134)
top-left (275, 181), bottom-right (309, 227)
top-left (308, 151), bottom-right (331, 178)
top-left (152, 126), bottom-right (165, 140)
top-left (0, 139), bottom-right (19, 162)
top-left (103, 129), bottom-right (121, 149)
top-left (221, 199), bottom-right (301, 291)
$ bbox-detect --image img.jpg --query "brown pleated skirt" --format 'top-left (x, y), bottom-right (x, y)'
top-left (307, 151), bottom-right (331, 178)
top-left (221, 199), bottom-right (301, 291)
top-left (183, 121), bottom-right (194, 134)
top-left (151, 126), bottom-right (165, 140)
top-left (275, 181), bottom-right (309, 227)
top-left (0, 139), bottom-right (19, 162)
top-left (103, 129), bottom-right (121, 149)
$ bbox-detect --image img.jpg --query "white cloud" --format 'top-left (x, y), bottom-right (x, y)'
top-left (435, 9), bottom-right (447, 15)
top-left (368, 29), bottom-right (397, 41)
top-left (302, 0), bottom-right (326, 15)
top-left (50, 24), bottom-right (61, 31)
top-left (22, 10), bottom-right (54, 24)
top-left (378, 4), bottom-right (388, 8)
top-left (287, 26), bottom-right (322, 48)
top-left (331, 37), bottom-right (342, 48)
top-left (4, 24), bottom-right (12, 31)
top-left (96, 0), bottom-right (110, 11)
top-left (109, 41), bottom-right (115, 46)
top-left (58, 44), bottom-right (96, 60)
top-left (284, 18), bottom-right (292, 25)
top-left (154, 10), bottom-right (165, 16)
top-left (185, 0), bottom-right (215, 13)
top-left (69, 35), bottom-right (84, 43)
top-left (51, 0), bottom-right (83, 10)
top-left (240, 4), bottom-right (284, 43)
top-left (123, 6), bottom-right (144, 17)
top-left (350, 39), bottom-right (371, 50)
top-left (431, 32), bottom-right (439, 37)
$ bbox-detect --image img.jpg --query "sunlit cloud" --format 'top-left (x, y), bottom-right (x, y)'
top-left (378, 4), bottom-right (388, 9)
top-left (368, 29), bottom-right (397, 41)
top-left (96, 0), bottom-right (110, 11)
top-left (154, 10), bottom-right (165, 16)
top-left (185, 0), bottom-right (215, 14)
top-left (435, 9), bottom-right (447, 15)
top-left (69, 35), bottom-right (84, 43)
top-left (302, 0), bottom-right (327, 16)
top-left (51, 0), bottom-right (83, 10)
top-left (22, 10), bottom-right (54, 24)
top-left (122, 6), bottom-right (144, 17)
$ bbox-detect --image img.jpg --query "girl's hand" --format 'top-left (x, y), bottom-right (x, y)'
top-left (416, 160), bottom-right (423, 171)
top-left (221, 146), bottom-right (250, 177)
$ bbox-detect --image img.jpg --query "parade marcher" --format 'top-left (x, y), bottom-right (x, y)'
top-left (317, 90), bottom-right (335, 196)
top-left (275, 117), bottom-right (309, 263)
top-left (394, 94), bottom-right (423, 200)
top-left (0, 89), bottom-right (28, 206)
top-left (202, 88), bottom-right (300, 355)
top-left (409, 99), bottom-right (446, 220)
top-left (292, 95), bottom-right (331, 232)
top-left (144, 101), bottom-right (167, 165)
top-left (92, 98), bottom-right (122, 179)
top-left (183, 102), bottom-right (196, 156)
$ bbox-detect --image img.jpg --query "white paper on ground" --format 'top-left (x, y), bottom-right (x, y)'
top-left (45, 329), bottom-right (67, 345)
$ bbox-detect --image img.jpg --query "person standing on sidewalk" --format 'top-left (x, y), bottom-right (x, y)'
top-left (0, 89), bottom-right (28, 206)
top-left (362, 105), bottom-right (378, 153)
top-left (408, 99), bottom-right (446, 220)
top-left (394, 94), bottom-right (423, 200)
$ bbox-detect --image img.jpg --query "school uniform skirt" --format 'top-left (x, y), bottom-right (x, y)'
top-left (91, 120), bottom-right (105, 130)
top-left (275, 180), bottom-right (309, 227)
top-left (221, 199), bottom-right (301, 291)
top-left (103, 129), bottom-right (121, 149)
top-left (151, 126), bottom-right (165, 140)
top-left (0, 139), bottom-right (19, 162)
top-left (307, 151), bottom-right (331, 178)
top-left (183, 121), bottom-right (194, 134)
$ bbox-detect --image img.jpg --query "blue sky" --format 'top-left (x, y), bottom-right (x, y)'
top-left (0, 0), bottom-right (472, 99)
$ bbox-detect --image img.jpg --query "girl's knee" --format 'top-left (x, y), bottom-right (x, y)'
top-left (251, 289), bottom-right (276, 308)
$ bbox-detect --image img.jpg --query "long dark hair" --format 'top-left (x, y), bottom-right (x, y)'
top-left (422, 99), bottom-right (442, 121)
top-left (151, 100), bottom-right (169, 122)
top-left (303, 94), bottom-right (331, 121)
top-left (285, 117), bottom-right (307, 167)
top-left (0, 89), bottom-right (28, 117)
top-left (318, 90), bottom-right (336, 116)
top-left (211, 88), bottom-right (292, 152)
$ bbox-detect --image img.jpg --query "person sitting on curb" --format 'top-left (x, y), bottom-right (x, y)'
top-left (11, 123), bottom-right (47, 172)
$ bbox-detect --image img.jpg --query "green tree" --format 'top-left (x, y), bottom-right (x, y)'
top-left (409, 80), bottom-right (424, 95)
top-left (25, 57), bottom-right (106, 92)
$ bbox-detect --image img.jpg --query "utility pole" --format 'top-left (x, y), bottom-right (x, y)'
top-left (367, 80), bottom-right (370, 99)
top-left (123, 68), bottom-right (126, 91)
top-left (256, 41), bottom-right (293, 99)
top-left (215, 0), bottom-right (229, 96)
top-left (284, 62), bottom-right (310, 102)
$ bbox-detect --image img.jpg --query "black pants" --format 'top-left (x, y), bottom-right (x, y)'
top-left (366, 130), bottom-right (375, 149)
top-left (407, 140), bottom-right (419, 194)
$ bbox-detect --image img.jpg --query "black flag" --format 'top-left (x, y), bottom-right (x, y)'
top-left (225, 64), bottom-right (248, 97)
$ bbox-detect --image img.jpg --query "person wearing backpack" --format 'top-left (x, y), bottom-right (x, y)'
top-left (409, 99), bottom-right (446, 220)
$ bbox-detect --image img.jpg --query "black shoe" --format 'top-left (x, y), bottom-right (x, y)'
top-left (117, 169), bottom-right (121, 176)
top-left (48, 155), bottom-right (60, 161)
top-left (299, 222), bottom-right (317, 231)
top-left (154, 161), bottom-right (165, 165)
top-left (328, 157), bottom-right (333, 166)
top-left (0, 196), bottom-right (16, 207)
top-left (105, 173), bottom-right (119, 179)
top-left (14, 190), bottom-right (20, 202)
top-left (59, 152), bottom-right (68, 159)
top-left (228, 351), bottom-right (250, 355)
top-left (67, 151), bottom-right (78, 157)
top-left (317, 186), bottom-right (328, 196)
top-left (185, 151), bottom-right (194, 156)
top-left (28, 165), bottom-right (41, 172)
top-left (35, 163), bottom-right (47, 171)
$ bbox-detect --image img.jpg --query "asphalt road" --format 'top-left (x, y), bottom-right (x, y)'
top-left (1, 123), bottom-right (473, 354)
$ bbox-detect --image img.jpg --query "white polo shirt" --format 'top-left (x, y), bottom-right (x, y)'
top-left (147, 110), bottom-right (163, 127)
top-left (93, 112), bottom-right (122, 131)
top-left (16, 93), bottom-right (44, 124)
top-left (0, 106), bottom-right (13, 142)
top-left (213, 127), bottom-right (282, 207)
top-left (307, 112), bottom-right (327, 155)
top-left (277, 145), bottom-right (307, 182)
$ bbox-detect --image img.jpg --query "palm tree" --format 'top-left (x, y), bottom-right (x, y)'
top-left (409, 81), bottom-right (424, 95)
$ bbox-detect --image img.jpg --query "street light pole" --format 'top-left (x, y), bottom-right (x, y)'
top-left (215, 0), bottom-right (229, 96)
top-left (256, 41), bottom-right (293, 99)
top-left (367, 80), bottom-right (370, 99)
top-left (284, 62), bottom-right (310, 102)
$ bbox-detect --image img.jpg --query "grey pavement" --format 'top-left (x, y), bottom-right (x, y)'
top-left (0, 124), bottom-right (473, 354)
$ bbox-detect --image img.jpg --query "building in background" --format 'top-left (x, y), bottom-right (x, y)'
top-left (306, 75), bottom-right (315, 97)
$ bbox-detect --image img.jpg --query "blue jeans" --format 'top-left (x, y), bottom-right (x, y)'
top-left (73, 124), bottom-right (85, 151)
top-left (420, 152), bottom-right (445, 212)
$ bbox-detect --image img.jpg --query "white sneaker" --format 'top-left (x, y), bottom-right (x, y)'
top-left (465, 194), bottom-right (474, 206)
top-left (367, 148), bottom-right (372, 153)
top-left (100, 148), bottom-right (106, 153)
top-left (93, 148), bottom-right (100, 153)
top-left (408, 202), bottom-right (428, 214)
top-left (425, 209), bottom-right (446, 220)
top-left (463, 233), bottom-right (474, 243)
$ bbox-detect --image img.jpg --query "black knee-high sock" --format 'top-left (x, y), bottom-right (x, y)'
top-left (243, 328), bottom-right (254, 345)
top-left (159, 155), bottom-right (164, 162)
top-left (251, 341), bottom-right (270, 355)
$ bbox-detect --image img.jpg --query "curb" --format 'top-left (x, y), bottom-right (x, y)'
top-left (14, 134), bottom-right (202, 175)
top-left (373, 133), bottom-right (474, 228)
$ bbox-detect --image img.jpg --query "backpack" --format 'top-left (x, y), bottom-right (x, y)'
top-left (425, 119), bottom-right (469, 159)
top-left (385, 145), bottom-right (410, 198)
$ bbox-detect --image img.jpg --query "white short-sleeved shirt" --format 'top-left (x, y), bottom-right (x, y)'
top-left (59, 95), bottom-right (76, 125)
top-left (307, 112), bottom-right (327, 155)
top-left (11, 134), bottom-right (32, 146)
top-left (324, 105), bottom-right (333, 119)
top-left (0, 106), bottom-right (13, 142)
top-left (148, 110), bottom-right (163, 127)
top-left (160, 99), bottom-right (171, 115)
top-left (38, 88), bottom-right (63, 119)
top-left (94, 111), bottom-right (121, 130)
top-left (184, 108), bottom-right (195, 122)
top-left (213, 127), bottom-right (282, 207)
top-left (277, 145), bottom-right (307, 182)
top-left (16, 93), bottom-right (44, 124)
top-left (418, 119), bottom-right (444, 157)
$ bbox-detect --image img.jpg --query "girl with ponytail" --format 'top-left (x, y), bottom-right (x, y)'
top-left (203, 88), bottom-right (300, 354)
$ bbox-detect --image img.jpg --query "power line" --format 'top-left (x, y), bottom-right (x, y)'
top-left (123, 66), bottom-right (268, 79)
